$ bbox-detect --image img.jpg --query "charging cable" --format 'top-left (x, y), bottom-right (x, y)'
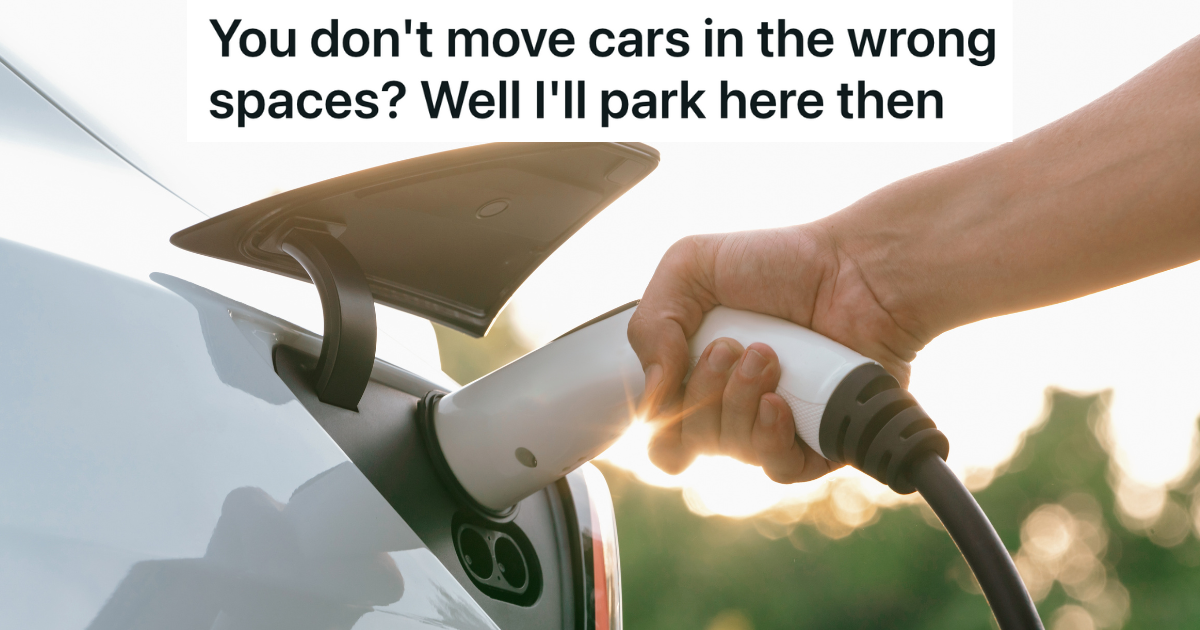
top-left (817, 362), bottom-right (1044, 630)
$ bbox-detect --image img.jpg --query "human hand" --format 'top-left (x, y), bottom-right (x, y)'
top-left (627, 223), bottom-right (926, 481)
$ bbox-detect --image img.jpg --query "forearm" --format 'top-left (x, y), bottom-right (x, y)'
top-left (824, 35), bottom-right (1200, 342)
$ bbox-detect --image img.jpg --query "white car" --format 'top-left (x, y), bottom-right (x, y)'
top-left (0, 44), bottom-right (660, 629)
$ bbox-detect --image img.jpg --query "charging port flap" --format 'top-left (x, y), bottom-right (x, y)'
top-left (170, 143), bottom-right (659, 339)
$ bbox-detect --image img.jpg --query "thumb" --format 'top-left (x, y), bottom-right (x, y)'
top-left (627, 306), bottom-right (693, 416)
top-left (628, 305), bottom-right (696, 475)
top-left (627, 235), bottom-right (722, 413)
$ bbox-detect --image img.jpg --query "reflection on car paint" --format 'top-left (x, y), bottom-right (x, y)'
top-left (89, 463), bottom-right (494, 630)
top-left (0, 239), bottom-right (497, 629)
top-left (153, 272), bottom-right (296, 405)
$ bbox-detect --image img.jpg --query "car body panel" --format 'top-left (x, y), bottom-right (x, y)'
top-left (1, 35), bottom-right (621, 630)
top-left (0, 238), bottom-right (498, 629)
top-left (0, 57), bottom-right (453, 391)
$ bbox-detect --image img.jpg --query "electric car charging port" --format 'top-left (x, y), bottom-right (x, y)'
top-left (452, 511), bottom-right (542, 605)
top-left (459, 526), bottom-right (495, 580)
top-left (458, 525), bottom-right (529, 590)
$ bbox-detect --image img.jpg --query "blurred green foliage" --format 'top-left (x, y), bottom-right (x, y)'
top-left (600, 392), bottom-right (1200, 630)
top-left (434, 323), bottom-right (1200, 629)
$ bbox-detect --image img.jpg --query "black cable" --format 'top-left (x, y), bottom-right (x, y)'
top-left (819, 363), bottom-right (1044, 629)
top-left (909, 452), bottom-right (1044, 630)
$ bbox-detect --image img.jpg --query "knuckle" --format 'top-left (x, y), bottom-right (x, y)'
top-left (721, 378), bottom-right (755, 409)
top-left (683, 382), bottom-right (722, 413)
top-left (648, 442), bottom-right (688, 475)
top-left (763, 467), bottom-right (792, 484)
top-left (650, 456), bottom-right (687, 476)
top-left (663, 234), bottom-right (712, 271)
top-left (721, 384), bottom-right (748, 402)
top-left (766, 467), bottom-right (805, 485)
top-left (626, 316), bottom-right (652, 352)
top-left (667, 234), bottom-right (701, 256)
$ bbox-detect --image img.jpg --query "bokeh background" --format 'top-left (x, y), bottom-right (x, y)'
top-left (439, 317), bottom-right (1200, 629)
top-left (3, 0), bottom-right (1200, 628)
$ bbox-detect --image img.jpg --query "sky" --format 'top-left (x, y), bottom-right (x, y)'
top-left (1, 0), bottom-right (1199, 521)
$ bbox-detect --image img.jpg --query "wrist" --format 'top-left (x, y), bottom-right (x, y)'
top-left (815, 149), bottom-right (1015, 343)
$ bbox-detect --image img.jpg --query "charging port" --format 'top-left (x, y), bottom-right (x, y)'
top-left (452, 511), bottom-right (542, 606)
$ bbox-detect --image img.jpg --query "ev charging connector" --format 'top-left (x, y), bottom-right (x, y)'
top-left (424, 303), bottom-right (1044, 629)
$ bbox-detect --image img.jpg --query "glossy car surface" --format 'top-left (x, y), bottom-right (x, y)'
top-left (0, 44), bottom-right (620, 629)
top-left (0, 236), bottom-right (500, 629)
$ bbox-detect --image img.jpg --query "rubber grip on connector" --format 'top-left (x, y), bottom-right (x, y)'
top-left (818, 365), bottom-right (1043, 628)
top-left (818, 363), bottom-right (949, 494)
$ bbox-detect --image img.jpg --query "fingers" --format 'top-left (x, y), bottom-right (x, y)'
top-left (630, 236), bottom-right (724, 475)
top-left (881, 358), bottom-right (912, 389)
top-left (633, 310), bottom-right (697, 476)
top-left (719, 343), bottom-right (781, 464)
top-left (751, 394), bottom-right (842, 483)
top-left (647, 415), bottom-right (689, 475)
top-left (650, 337), bottom-right (842, 484)
top-left (680, 338), bottom-right (744, 457)
top-left (649, 337), bottom-right (745, 474)
top-left (627, 309), bottom-right (693, 413)
top-left (628, 236), bottom-right (722, 411)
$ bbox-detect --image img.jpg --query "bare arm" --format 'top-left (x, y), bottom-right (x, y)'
top-left (832, 35), bottom-right (1200, 342)
top-left (629, 35), bottom-right (1200, 480)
